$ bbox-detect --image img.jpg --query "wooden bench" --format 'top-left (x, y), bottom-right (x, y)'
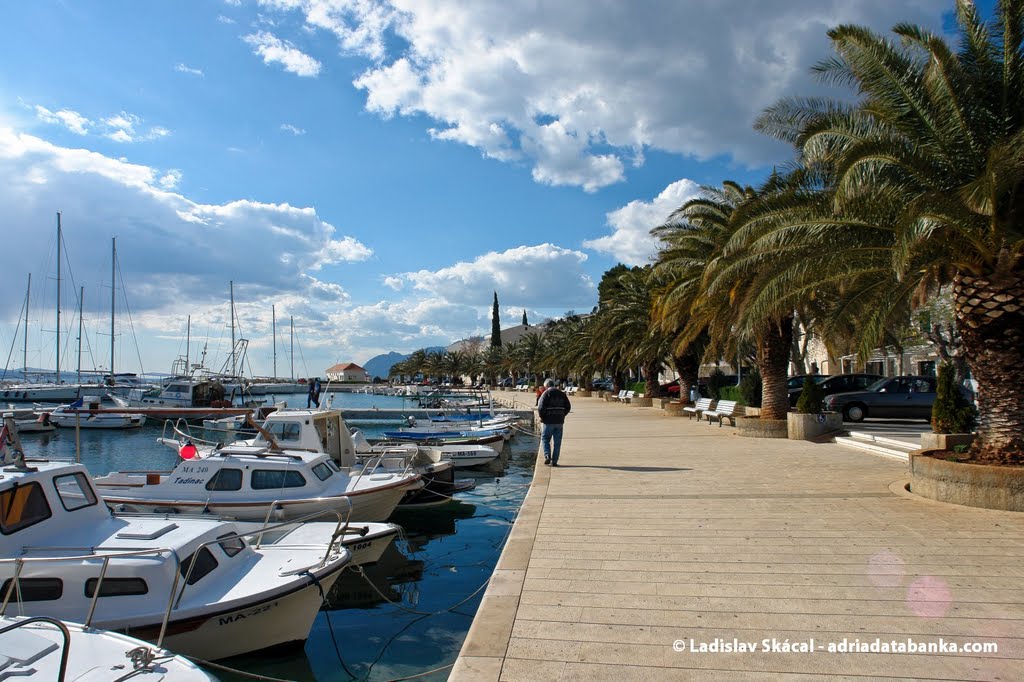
top-left (704, 400), bottom-right (740, 426)
top-left (683, 397), bottom-right (713, 420)
top-left (621, 390), bottom-right (636, 403)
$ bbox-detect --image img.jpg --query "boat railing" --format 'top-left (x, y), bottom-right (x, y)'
top-left (1, 547), bottom-right (184, 649)
top-left (160, 418), bottom-right (222, 450)
top-left (249, 496), bottom-right (354, 561)
top-left (349, 451), bottom-right (418, 490)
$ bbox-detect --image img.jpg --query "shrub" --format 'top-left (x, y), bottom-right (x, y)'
top-left (630, 380), bottom-right (646, 394)
top-left (706, 368), bottom-right (730, 400)
top-left (796, 376), bottom-right (825, 414)
top-left (931, 362), bottom-right (977, 434)
top-left (719, 385), bottom-right (744, 404)
top-left (739, 369), bottom-right (762, 408)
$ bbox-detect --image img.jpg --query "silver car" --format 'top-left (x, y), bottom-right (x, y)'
top-left (823, 375), bottom-right (937, 422)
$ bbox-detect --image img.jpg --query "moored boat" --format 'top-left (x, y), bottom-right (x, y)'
top-left (0, 417), bottom-right (353, 661)
top-left (49, 396), bottom-right (146, 429)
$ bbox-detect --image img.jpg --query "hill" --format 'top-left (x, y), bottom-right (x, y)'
top-left (362, 346), bottom-right (449, 380)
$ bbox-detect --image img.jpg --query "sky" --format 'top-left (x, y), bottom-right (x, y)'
top-left (0, 0), bottom-right (976, 379)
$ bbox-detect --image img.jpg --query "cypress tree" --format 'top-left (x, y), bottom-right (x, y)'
top-left (522, 310), bottom-right (528, 326)
top-left (491, 292), bottom-right (502, 347)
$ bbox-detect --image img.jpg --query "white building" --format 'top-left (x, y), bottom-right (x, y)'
top-left (325, 362), bottom-right (370, 383)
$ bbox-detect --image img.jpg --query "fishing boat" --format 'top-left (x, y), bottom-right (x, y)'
top-left (352, 430), bottom-right (499, 470)
top-left (0, 615), bottom-right (215, 680)
top-left (49, 396), bottom-right (146, 429)
top-left (95, 409), bottom-right (423, 522)
top-left (0, 418), bottom-right (353, 661)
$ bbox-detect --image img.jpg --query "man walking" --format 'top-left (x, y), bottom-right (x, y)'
top-left (537, 378), bottom-right (571, 466)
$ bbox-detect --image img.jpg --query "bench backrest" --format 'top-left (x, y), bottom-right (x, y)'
top-left (715, 400), bottom-right (737, 414)
top-left (616, 390), bottom-right (627, 398)
top-left (694, 397), bottom-right (713, 410)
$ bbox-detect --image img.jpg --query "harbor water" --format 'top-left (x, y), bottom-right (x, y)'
top-left (19, 391), bottom-right (538, 681)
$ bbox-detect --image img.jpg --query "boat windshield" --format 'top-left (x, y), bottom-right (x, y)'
top-left (264, 422), bottom-right (302, 442)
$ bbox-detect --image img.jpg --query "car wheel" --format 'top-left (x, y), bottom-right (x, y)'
top-left (844, 404), bottom-right (866, 422)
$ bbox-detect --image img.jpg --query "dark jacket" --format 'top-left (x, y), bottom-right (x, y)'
top-left (537, 388), bottom-right (571, 424)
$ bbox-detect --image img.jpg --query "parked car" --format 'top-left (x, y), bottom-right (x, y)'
top-left (823, 375), bottom-right (937, 422)
top-left (592, 378), bottom-right (613, 391)
top-left (787, 374), bottom-right (825, 390)
top-left (789, 373), bottom-right (883, 407)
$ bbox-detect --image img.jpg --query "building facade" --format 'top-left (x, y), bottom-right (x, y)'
top-left (325, 362), bottom-right (370, 383)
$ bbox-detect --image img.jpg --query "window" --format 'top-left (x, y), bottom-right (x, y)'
top-left (205, 469), bottom-right (242, 491)
top-left (266, 422), bottom-right (302, 442)
top-left (911, 378), bottom-right (935, 393)
top-left (179, 547), bottom-right (218, 585)
top-left (217, 532), bottom-right (246, 558)
top-left (84, 577), bottom-right (148, 598)
top-left (311, 462), bottom-right (334, 481)
top-left (1, 578), bottom-right (62, 602)
top-left (54, 472), bottom-right (98, 512)
top-left (251, 469), bottom-right (306, 490)
top-left (1, 482), bottom-right (52, 535)
top-left (164, 384), bottom-right (190, 393)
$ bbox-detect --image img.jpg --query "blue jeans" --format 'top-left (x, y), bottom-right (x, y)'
top-left (541, 423), bottom-right (564, 463)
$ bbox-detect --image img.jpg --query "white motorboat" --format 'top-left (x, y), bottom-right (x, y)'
top-left (95, 410), bottom-right (423, 522)
top-left (49, 396), bottom-right (147, 429)
top-left (0, 419), bottom-right (352, 661)
top-left (0, 615), bottom-right (215, 680)
top-left (351, 430), bottom-right (500, 470)
top-left (1, 406), bottom-right (55, 434)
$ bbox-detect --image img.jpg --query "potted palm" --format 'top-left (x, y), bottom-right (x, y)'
top-left (921, 362), bottom-right (977, 451)
top-left (787, 377), bottom-right (842, 440)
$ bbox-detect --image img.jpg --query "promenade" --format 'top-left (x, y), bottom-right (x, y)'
top-left (451, 394), bottom-right (1024, 680)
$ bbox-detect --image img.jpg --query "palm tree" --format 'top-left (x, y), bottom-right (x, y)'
top-left (517, 332), bottom-right (546, 385)
top-left (756, 0), bottom-right (1024, 461)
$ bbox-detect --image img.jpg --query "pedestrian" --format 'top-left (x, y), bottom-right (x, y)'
top-left (306, 379), bottom-right (316, 408)
top-left (537, 378), bottom-right (571, 466)
top-left (313, 377), bottom-right (322, 407)
top-left (535, 382), bottom-right (545, 405)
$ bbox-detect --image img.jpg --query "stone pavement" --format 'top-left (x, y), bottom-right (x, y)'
top-left (451, 394), bottom-right (1024, 681)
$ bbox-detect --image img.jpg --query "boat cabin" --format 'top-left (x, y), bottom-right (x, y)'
top-left (252, 409), bottom-right (358, 467)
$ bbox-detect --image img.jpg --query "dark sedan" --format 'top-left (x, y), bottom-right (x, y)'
top-left (789, 373), bottom-right (883, 407)
top-left (823, 375), bottom-right (937, 422)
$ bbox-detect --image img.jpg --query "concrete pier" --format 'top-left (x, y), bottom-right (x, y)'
top-left (452, 395), bottom-right (1024, 680)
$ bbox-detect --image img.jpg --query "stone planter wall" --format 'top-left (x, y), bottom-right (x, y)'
top-left (663, 401), bottom-right (683, 416)
top-left (920, 433), bottom-right (975, 451)
top-left (788, 412), bottom-right (844, 441)
top-left (736, 416), bottom-right (788, 439)
top-left (577, 389), bottom-right (592, 398)
top-left (631, 397), bottom-right (654, 407)
top-left (657, 398), bottom-right (674, 409)
top-left (910, 450), bottom-right (1024, 512)
top-left (743, 406), bottom-right (761, 417)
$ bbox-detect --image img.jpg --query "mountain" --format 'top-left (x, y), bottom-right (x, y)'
top-left (362, 352), bottom-right (407, 380)
top-left (362, 346), bottom-right (449, 380)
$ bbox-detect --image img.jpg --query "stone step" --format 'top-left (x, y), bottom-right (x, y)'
top-left (844, 431), bottom-right (918, 451)
top-left (833, 435), bottom-right (910, 462)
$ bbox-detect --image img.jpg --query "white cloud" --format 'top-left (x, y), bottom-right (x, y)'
top-left (258, 0), bottom-right (945, 191)
top-left (0, 126), bottom-right (373, 373)
top-left (101, 112), bottom-right (171, 143)
top-left (34, 105), bottom-right (91, 135)
top-left (243, 31), bottom-right (322, 77)
top-left (280, 123), bottom-right (306, 135)
top-left (584, 179), bottom-right (702, 265)
top-left (398, 244), bottom-right (595, 308)
top-left (383, 276), bottom-right (403, 291)
top-left (175, 63), bottom-right (205, 77)
top-left (218, 15), bottom-right (236, 24)
top-left (158, 169), bottom-right (183, 189)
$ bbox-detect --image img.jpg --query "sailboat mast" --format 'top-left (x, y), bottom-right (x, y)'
top-left (230, 281), bottom-right (236, 377)
top-left (272, 304), bottom-right (277, 380)
top-left (290, 315), bottom-right (294, 381)
top-left (77, 286), bottom-right (84, 385)
top-left (56, 212), bottom-right (62, 382)
top-left (24, 274), bottom-right (30, 382)
top-left (110, 237), bottom-right (116, 376)
top-left (186, 315), bottom-right (191, 370)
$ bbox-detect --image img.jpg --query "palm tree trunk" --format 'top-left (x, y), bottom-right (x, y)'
top-left (673, 351), bottom-right (700, 402)
top-left (954, 272), bottom-right (1024, 464)
top-left (757, 313), bottom-right (794, 420)
top-left (644, 360), bottom-right (663, 397)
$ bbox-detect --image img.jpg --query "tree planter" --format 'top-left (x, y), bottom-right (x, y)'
top-left (743, 406), bottom-right (761, 417)
top-left (577, 389), bottom-right (592, 398)
top-left (910, 450), bottom-right (1024, 512)
top-left (663, 401), bottom-right (684, 416)
top-left (920, 433), bottom-right (975, 451)
top-left (736, 416), bottom-right (788, 438)
top-left (631, 397), bottom-right (653, 407)
top-left (787, 412), bottom-right (843, 441)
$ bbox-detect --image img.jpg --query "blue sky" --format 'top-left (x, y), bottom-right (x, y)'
top-left (0, 1), bottom-right (975, 379)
